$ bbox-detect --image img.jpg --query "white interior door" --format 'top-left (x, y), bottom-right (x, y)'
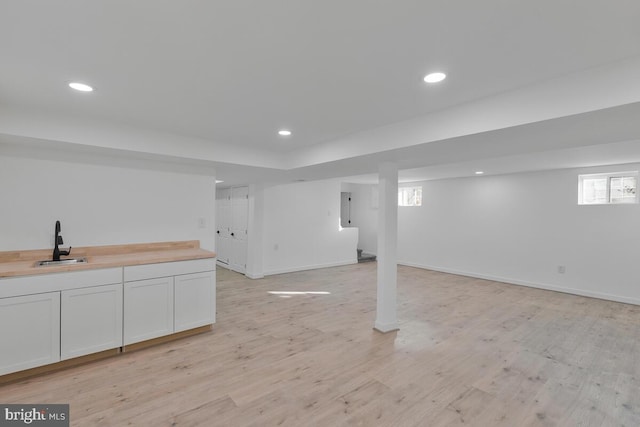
top-left (216, 188), bottom-right (232, 266)
top-left (230, 186), bottom-right (249, 273)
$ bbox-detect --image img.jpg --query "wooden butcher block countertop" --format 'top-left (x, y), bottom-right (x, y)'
top-left (0, 241), bottom-right (216, 278)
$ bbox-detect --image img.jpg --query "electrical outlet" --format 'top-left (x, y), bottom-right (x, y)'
top-left (197, 218), bottom-right (206, 229)
top-left (557, 265), bottom-right (566, 274)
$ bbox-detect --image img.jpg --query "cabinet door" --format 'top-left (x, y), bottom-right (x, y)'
top-left (0, 292), bottom-right (60, 375)
top-left (61, 284), bottom-right (123, 360)
top-left (174, 271), bottom-right (216, 332)
top-left (124, 277), bottom-right (174, 345)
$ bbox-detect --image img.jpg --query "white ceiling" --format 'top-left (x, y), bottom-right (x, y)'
top-left (2, 1), bottom-right (640, 185)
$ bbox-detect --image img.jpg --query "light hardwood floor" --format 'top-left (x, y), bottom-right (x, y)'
top-left (2, 263), bottom-right (640, 426)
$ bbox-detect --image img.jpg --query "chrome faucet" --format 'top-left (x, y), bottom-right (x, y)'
top-left (53, 220), bottom-right (71, 261)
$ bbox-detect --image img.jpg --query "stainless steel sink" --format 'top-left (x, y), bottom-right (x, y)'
top-left (37, 257), bottom-right (88, 266)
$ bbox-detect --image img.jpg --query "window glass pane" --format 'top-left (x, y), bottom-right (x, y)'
top-left (414, 188), bottom-right (422, 206)
top-left (582, 178), bottom-right (607, 204)
top-left (398, 188), bottom-right (407, 206)
top-left (610, 176), bottom-right (637, 204)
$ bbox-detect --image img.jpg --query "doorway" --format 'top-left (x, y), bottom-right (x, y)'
top-left (340, 191), bottom-right (352, 227)
top-left (216, 186), bottom-right (248, 274)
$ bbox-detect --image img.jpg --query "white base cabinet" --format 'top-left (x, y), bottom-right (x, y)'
top-left (123, 259), bottom-right (216, 345)
top-left (0, 258), bottom-right (215, 376)
top-left (61, 284), bottom-right (123, 360)
top-left (124, 277), bottom-right (174, 345)
top-left (0, 292), bottom-right (61, 375)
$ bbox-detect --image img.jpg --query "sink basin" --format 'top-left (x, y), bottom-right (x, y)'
top-left (37, 257), bottom-right (88, 267)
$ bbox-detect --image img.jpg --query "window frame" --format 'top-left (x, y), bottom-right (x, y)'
top-left (578, 171), bottom-right (638, 205)
top-left (398, 186), bottom-right (423, 207)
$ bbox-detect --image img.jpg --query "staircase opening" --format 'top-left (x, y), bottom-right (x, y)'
top-left (357, 248), bottom-right (376, 263)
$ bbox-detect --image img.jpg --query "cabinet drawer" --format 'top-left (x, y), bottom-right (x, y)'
top-left (123, 259), bottom-right (215, 282)
top-left (0, 268), bottom-right (122, 299)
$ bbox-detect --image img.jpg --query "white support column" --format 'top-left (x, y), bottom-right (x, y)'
top-left (245, 183), bottom-right (265, 279)
top-left (375, 162), bottom-right (399, 333)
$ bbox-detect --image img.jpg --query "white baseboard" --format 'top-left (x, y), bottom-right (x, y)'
top-left (398, 260), bottom-right (640, 306)
top-left (264, 260), bottom-right (357, 276)
top-left (245, 272), bottom-right (264, 279)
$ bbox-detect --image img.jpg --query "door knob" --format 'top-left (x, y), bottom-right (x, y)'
top-left (217, 230), bottom-right (220, 234)
top-left (231, 232), bottom-right (235, 236)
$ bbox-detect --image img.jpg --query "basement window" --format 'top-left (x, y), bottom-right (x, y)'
top-left (578, 172), bottom-right (638, 205)
top-left (398, 186), bottom-right (422, 207)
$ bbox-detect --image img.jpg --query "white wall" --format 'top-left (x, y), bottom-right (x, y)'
top-left (398, 164), bottom-right (640, 305)
top-left (0, 155), bottom-right (216, 252)
top-left (342, 183), bottom-right (378, 255)
top-left (263, 179), bottom-right (358, 275)
top-left (245, 183), bottom-right (265, 279)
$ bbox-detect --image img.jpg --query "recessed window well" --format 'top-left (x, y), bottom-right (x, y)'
top-left (423, 72), bottom-right (446, 83)
top-left (69, 82), bottom-right (94, 92)
top-left (278, 130), bottom-right (292, 136)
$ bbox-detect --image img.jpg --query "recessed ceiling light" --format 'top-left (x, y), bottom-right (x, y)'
top-left (423, 72), bottom-right (446, 83)
top-left (278, 130), bottom-right (292, 136)
top-left (475, 171), bottom-right (484, 175)
top-left (69, 82), bottom-right (94, 92)
top-left (215, 180), bottom-right (224, 184)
